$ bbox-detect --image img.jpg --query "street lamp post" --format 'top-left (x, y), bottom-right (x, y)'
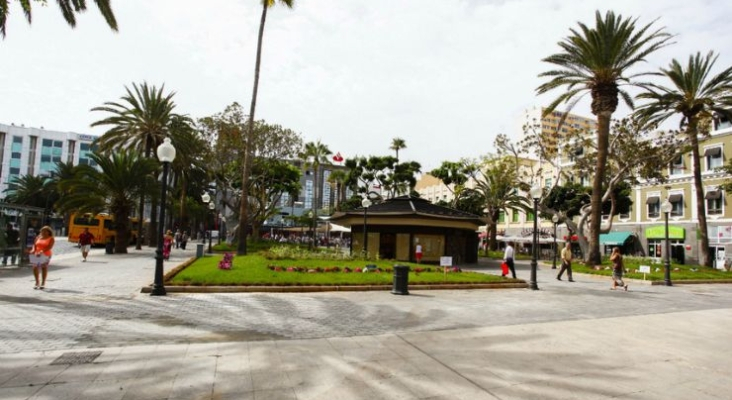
top-left (529, 184), bottom-right (542, 290)
top-left (552, 214), bottom-right (560, 270)
top-left (361, 198), bottom-right (372, 257)
top-left (661, 199), bottom-right (673, 286)
top-left (151, 138), bottom-right (176, 296)
top-left (207, 201), bottom-right (215, 253)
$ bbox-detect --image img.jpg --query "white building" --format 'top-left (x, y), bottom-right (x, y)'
top-left (0, 123), bottom-right (97, 194)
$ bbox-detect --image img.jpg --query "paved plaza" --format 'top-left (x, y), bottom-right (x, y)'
top-left (1, 239), bottom-right (732, 399)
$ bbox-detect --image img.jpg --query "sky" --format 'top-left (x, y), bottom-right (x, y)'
top-left (2, 0), bottom-right (732, 172)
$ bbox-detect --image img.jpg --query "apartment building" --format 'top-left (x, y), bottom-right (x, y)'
top-left (0, 123), bottom-right (97, 195)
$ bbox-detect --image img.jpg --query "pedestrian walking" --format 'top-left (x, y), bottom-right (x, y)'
top-left (557, 242), bottom-right (574, 282)
top-left (415, 243), bottom-right (423, 263)
top-left (2, 223), bottom-right (19, 266)
top-left (78, 227), bottom-right (95, 262)
top-left (174, 230), bottom-right (181, 249)
top-left (610, 247), bottom-right (628, 291)
top-left (163, 230), bottom-right (174, 260)
top-left (503, 242), bottom-right (516, 279)
top-left (180, 231), bottom-right (188, 250)
top-left (30, 226), bottom-right (54, 290)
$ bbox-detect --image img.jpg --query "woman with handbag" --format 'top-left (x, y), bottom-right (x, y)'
top-left (31, 226), bottom-right (55, 290)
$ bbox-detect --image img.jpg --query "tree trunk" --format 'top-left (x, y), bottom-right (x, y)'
top-left (238, 3), bottom-right (268, 256)
top-left (587, 112), bottom-right (611, 266)
top-left (311, 163), bottom-right (319, 249)
top-left (688, 119), bottom-right (711, 267)
top-left (113, 210), bottom-right (130, 254)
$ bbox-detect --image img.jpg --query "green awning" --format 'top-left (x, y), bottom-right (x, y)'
top-left (600, 231), bottom-right (633, 246)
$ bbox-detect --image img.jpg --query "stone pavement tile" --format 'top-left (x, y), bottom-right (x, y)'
top-left (285, 367), bottom-right (347, 388)
top-left (119, 374), bottom-right (174, 400)
top-left (77, 378), bottom-right (130, 400)
top-left (0, 385), bottom-right (42, 400)
top-left (341, 360), bottom-right (395, 381)
top-left (167, 359), bottom-right (217, 400)
top-left (376, 357), bottom-right (425, 378)
top-left (27, 381), bottom-right (91, 400)
top-left (215, 392), bottom-right (254, 400)
top-left (250, 370), bottom-right (291, 391)
top-left (212, 371), bottom-right (254, 395)
top-left (50, 362), bottom-right (104, 384)
top-left (398, 373), bottom-right (472, 399)
top-left (252, 388), bottom-right (297, 400)
top-left (1, 363), bottom-right (67, 388)
top-left (363, 375), bottom-right (419, 399)
top-left (292, 379), bottom-right (377, 400)
top-left (94, 359), bottom-right (150, 381)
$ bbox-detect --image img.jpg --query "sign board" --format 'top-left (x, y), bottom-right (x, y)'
top-left (440, 256), bottom-right (453, 267)
top-left (639, 265), bottom-right (651, 273)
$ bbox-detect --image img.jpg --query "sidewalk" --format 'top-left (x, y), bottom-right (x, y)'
top-left (1, 249), bottom-right (731, 399)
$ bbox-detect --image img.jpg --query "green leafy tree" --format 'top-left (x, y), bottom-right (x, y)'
top-left (239, 0), bottom-right (296, 256)
top-left (345, 155), bottom-right (421, 199)
top-left (91, 82), bottom-right (183, 249)
top-left (390, 137), bottom-right (406, 163)
top-left (1, 0), bottom-right (117, 37)
top-left (56, 151), bottom-right (157, 254)
top-left (635, 51), bottom-right (732, 268)
top-left (429, 160), bottom-right (479, 207)
top-left (536, 10), bottom-right (671, 265)
top-left (249, 160), bottom-right (301, 240)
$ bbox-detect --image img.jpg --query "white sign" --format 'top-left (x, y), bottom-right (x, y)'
top-left (440, 256), bottom-right (453, 266)
top-left (639, 265), bottom-right (651, 273)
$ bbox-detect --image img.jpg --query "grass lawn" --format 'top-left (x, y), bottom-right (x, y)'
top-left (570, 258), bottom-right (732, 281)
top-left (169, 254), bottom-right (508, 286)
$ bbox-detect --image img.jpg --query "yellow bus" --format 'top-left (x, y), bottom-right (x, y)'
top-left (68, 213), bottom-right (140, 246)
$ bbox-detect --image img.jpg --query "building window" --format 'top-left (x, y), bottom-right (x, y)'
top-left (512, 211), bottom-right (520, 223)
top-left (669, 193), bottom-right (684, 217)
top-left (619, 205), bottom-right (631, 220)
top-left (527, 211), bottom-right (534, 222)
top-left (706, 189), bottom-right (723, 215)
top-left (67, 140), bottom-right (76, 163)
top-left (498, 210), bottom-right (505, 223)
top-left (704, 146), bottom-right (723, 170)
top-left (669, 155), bottom-right (685, 176)
top-left (647, 196), bottom-right (660, 219)
top-left (545, 178), bottom-right (552, 188)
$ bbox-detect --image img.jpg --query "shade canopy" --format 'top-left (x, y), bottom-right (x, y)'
top-left (599, 231), bottom-right (633, 246)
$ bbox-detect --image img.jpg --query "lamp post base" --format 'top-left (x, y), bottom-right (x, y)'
top-left (529, 260), bottom-right (539, 290)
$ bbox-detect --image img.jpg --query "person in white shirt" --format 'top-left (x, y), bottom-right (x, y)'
top-left (503, 242), bottom-right (516, 278)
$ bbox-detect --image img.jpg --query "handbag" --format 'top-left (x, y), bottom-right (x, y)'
top-left (501, 262), bottom-right (509, 275)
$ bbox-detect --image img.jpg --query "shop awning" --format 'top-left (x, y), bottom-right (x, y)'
top-left (705, 190), bottom-right (722, 200)
top-left (599, 231), bottom-right (633, 246)
top-left (668, 194), bottom-right (683, 203)
top-left (704, 147), bottom-right (722, 157)
top-left (646, 197), bottom-right (659, 204)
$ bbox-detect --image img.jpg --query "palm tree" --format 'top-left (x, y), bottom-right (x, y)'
top-left (1, 0), bottom-right (117, 37)
top-left (536, 10), bottom-right (671, 265)
top-left (57, 150), bottom-right (157, 254)
top-left (4, 175), bottom-right (53, 209)
top-left (635, 51), bottom-right (732, 268)
top-left (239, 0), bottom-right (295, 256)
top-left (167, 115), bottom-right (208, 233)
top-left (327, 169), bottom-right (348, 211)
top-left (390, 137), bottom-right (407, 163)
top-left (91, 82), bottom-right (182, 249)
top-left (299, 140), bottom-right (332, 247)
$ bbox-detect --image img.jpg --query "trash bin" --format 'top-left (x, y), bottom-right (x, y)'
top-left (391, 265), bottom-right (410, 295)
top-left (105, 242), bottom-right (114, 254)
top-left (196, 243), bottom-right (204, 258)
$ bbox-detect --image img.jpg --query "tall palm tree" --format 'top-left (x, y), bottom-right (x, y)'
top-left (239, 0), bottom-right (295, 255)
top-left (390, 137), bottom-right (407, 163)
top-left (635, 51), bottom-right (732, 268)
top-left (167, 115), bottom-right (208, 233)
top-left (57, 150), bottom-right (157, 254)
top-left (327, 169), bottom-right (348, 211)
top-left (299, 140), bottom-right (332, 247)
top-left (536, 10), bottom-right (671, 265)
top-left (91, 82), bottom-right (181, 249)
top-left (1, 0), bottom-right (118, 37)
top-left (4, 175), bottom-right (53, 209)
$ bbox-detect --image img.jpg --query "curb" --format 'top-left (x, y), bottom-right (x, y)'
top-left (140, 281), bottom-right (529, 293)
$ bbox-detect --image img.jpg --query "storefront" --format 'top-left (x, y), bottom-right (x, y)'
top-left (599, 231), bottom-right (635, 255)
top-left (646, 225), bottom-right (685, 264)
top-left (708, 225), bottom-right (732, 270)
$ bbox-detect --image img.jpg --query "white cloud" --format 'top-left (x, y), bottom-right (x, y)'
top-left (1, 0), bottom-right (731, 171)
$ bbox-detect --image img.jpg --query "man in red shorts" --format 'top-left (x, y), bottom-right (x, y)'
top-left (78, 228), bottom-right (95, 262)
